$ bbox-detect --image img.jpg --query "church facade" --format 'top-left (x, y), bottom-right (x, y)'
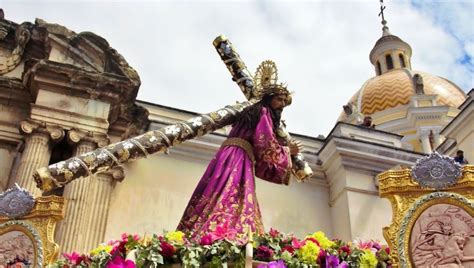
top-left (0, 11), bottom-right (471, 255)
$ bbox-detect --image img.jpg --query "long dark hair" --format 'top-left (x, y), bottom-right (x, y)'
top-left (234, 94), bottom-right (281, 131)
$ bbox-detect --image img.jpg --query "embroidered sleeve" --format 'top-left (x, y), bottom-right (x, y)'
top-left (252, 107), bottom-right (291, 185)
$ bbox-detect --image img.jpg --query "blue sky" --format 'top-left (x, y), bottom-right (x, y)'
top-left (410, 0), bottom-right (473, 88)
top-left (3, 0), bottom-right (473, 136)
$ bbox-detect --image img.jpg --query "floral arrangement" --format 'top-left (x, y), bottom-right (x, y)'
top-left (51, 227), bottom-right (391, 268)
top-left (253, 229), bottom-right (391, 267)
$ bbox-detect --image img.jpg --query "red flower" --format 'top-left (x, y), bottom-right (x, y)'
top-left (256, 245), bottom-right (274, 261)
top-left (200, 234), bottom-right (213, 246)
top-left (160, 241), bottom-right (176, 258)
top-left (269, 228), bottom-right (280, 238)
top-left (305, 237), bottom-right (320, 246)
top-left (339, 245), bottom-right (351, 255)
top-left (385, 246), bottom-right (390, 254)
top-left (281, 245), bottom-right (295, 255)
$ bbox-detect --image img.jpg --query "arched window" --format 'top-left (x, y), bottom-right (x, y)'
top-left (376, 61), bottom-right (382, 75)
top-left (399, 54), bottom-right (406, 68)
top-left (386, 54), bottom-right (394, 70)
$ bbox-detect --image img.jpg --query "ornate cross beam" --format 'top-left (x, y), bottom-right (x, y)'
top-left (33, 37), bottom-right (312, 193)
top-left (213, 35), bottom-right (313, 181)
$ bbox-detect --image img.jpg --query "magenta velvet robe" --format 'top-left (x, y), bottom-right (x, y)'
top-left (177, 107), bottom-right (291, 241)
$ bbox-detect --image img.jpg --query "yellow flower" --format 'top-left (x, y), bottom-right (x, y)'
top-left (308, 231), bottom-right (335, 250)
top-left (297, 240), bottom-right (320, 265)
top-left (360, 249), bottom-right (378, 268)
top-left (89, 244), bottom-right (113, 256)
top-left (165, 231), bottom-right (185, 245)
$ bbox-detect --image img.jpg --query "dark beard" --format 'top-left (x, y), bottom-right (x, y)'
top-left (234, 101), bottom-right (281, 131)
top-left (268, 108), bottom-right (282, 130)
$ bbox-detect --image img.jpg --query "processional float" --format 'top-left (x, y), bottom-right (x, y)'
top-left (33, 35), bottom-right (313, 193)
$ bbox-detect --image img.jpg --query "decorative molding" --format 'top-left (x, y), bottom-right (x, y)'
top-left (19, 120), bottom-right (65, 143)
top-left (411, 152), bottom-right (462, 190)
top-left (67, 129), bottom-right (109, 148)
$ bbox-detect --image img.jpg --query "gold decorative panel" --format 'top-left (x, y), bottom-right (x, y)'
top-left (378, 165), bottom-right (473, 267)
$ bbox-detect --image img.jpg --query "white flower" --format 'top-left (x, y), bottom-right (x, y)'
top-left (123, 141), bottom-right (134, 149)
top-left (164, 125), bottom-right (180, 135)
top-left (189, 117), bottom-right (203, 127)
top-left (217, 110), bottom-right (228, 117)
top-left (149, 136), bottom-right (157, 143)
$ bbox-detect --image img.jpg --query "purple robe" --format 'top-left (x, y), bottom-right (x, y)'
top-left (177, 106), bottom-right (291, 241)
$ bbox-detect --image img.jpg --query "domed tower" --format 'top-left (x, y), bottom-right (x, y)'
top-left (339, 2), bottom-right (467, 153)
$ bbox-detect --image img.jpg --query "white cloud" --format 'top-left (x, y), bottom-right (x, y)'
top-left (3, 0), bottom-right (472, 137)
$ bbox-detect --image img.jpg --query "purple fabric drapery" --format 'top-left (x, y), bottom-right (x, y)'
top-left (178, 107), bottom-right (291, 241)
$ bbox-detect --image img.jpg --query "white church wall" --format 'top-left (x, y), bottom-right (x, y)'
top-left (105, 150), bottom-right (332, 241)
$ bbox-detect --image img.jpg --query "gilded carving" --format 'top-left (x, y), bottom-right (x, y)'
top-left (0, 195), bottom-right (65, 266)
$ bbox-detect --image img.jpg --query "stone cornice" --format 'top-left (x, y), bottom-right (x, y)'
top-left (441, 97), bottom-right (473, 138)
top-left (319, 136), bottom-right (422, 175)
top-left (22, 59), bottom-right (137, 104)
top-left (0, 77), bottom-right (32, 108)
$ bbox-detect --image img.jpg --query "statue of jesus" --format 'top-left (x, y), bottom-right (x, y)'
top-left (177, 79), bottom-right (301, 242)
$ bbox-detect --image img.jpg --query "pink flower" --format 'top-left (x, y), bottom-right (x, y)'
top-left (106, 255), bottom-right (136, 268)
top-left (269, 228), bottom-right (280, 238)
top-left (210, 222), bottom-right (237, 241)
top-left (159, 241), bottom-right (176, 258)
top-left (63, 252), bottom-right (83, 265)
top-left (200, 234), bottom-right (213, 246)
top-left (338, 261), bottom-right (349, 268)
top-left (121, 233), bottom-right (140, 242)
top-left (256, 245), bottom-right (274, 261)
top-left (291, 238), bottom-right (305, 249)
top-left (356, 240), bottom-right (374, 250)
top-left (258, 260), bottom-right (287, 268)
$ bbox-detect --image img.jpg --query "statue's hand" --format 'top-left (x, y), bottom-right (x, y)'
top-left (289, 139), bottom-right (303, 155)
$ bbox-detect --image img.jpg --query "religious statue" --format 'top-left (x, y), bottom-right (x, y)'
top-left (413, 73), bottom-right (424, 95)
top-left (177, 62), bottom-right (302, 241)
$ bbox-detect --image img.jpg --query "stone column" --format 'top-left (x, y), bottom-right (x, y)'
top-left (55, 129), bottom-right (108, 254)
top-left (420, 132), bottom-right (432, 154)
top-left (80, 166), bottom-right (125, 252)
top-left (0, 144), bottom-right (16, 191)
top-left (433, 131), bottom-right (442, 149)
top-left (14, 120), bottom-right (64, 196)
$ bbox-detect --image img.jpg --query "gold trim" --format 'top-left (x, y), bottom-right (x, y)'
top-left (222, 138), bottom-right (255, 163)
top-left (0, 222), bottom-right (41, 267)
top-left (0, 195), bottom-right (65, 266)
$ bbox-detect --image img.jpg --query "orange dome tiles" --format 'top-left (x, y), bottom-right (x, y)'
top-left (358, 70), bottom-right (466, 115)
top-left (361, 70), bottom-right (413, 115)
top-left (418, 71), bottom-right (466, 108)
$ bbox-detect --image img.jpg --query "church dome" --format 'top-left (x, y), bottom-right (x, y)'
top-left (347, 69), bottom-right (466, 116)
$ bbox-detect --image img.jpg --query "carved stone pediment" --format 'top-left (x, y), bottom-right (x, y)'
top-left (33, 18), bottom-right (140, 85)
